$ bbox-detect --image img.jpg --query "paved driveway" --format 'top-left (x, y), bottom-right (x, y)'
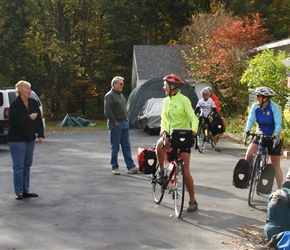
top-left (0, 130), bottom-right (288, 249)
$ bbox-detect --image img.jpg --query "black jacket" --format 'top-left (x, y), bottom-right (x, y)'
top-left (104, 88), bottom-right (128, 124)
top-left (7, 96), bottom-right (44, 142)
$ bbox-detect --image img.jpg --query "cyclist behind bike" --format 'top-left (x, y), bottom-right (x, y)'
top-left (244, 86), bottom-right (283, 188)
top-left (204, 86), bottom-right (221, 114)
top-left (155, 74), bottom-right (199, 212)
top-left (195, 88), bottom-right (220, 151)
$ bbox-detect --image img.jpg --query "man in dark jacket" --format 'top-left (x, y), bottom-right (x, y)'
top-left (104, 76), bottom-right (138, 175)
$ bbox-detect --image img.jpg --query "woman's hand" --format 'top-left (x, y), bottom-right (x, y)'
top-left (38, 137), bottom-right (44, 145)
top-left (30, 113), bottom-right (38, 120)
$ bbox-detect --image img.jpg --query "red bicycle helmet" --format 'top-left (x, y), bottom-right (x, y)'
top-left (163, 74), bottom-right (185, 88)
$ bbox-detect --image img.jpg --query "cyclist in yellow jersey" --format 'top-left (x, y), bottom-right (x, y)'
top-left (155, 74), bottom-right (199, 212)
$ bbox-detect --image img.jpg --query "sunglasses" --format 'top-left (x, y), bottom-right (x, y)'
top-left (256, 94), bottom-right (262, 98)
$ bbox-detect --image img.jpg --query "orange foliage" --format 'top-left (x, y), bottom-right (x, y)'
top-left (194, 13), bottom-right (270, 84)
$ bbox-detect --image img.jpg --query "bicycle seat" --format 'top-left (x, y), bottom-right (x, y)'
top-left (166, 149), bottom-right (178, 161)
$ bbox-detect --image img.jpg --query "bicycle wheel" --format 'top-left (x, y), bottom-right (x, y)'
top-left (248, 155), bottom-right (260, 207)
top-left (173, 161), bottom-right (185, 218)
top-left (197, 125), bottom-right (205, 153)
top-left (151, 163), bottom-right (165, 204)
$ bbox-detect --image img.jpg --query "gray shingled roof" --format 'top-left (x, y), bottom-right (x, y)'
top-left (133, 45), bottom-right (189, 80)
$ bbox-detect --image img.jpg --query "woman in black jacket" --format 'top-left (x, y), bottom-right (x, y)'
top-left (8, 80), bottom-right (44, 200)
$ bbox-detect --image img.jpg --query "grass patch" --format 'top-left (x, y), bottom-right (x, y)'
top-left (45, 119), bottom-right (107, 132)
top-left (224, 115), bottom-right (290, 149)
top-left (224, 115), bottom-right (246, 135)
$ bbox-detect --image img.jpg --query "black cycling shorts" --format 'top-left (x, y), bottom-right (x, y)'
top-left (170, 147), bottom-right (191, 154)
top-left (252, 137), bottom-right (283, 156)
top-left (167, 148), bottom-right (191, 161)
top-left (199, 117), bottom-right (219, 136)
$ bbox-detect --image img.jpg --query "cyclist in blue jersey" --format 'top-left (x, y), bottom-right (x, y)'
top-left (244, 86), bottom-right (283, 188)
top-left (155, 74), bottom-right (199, 212)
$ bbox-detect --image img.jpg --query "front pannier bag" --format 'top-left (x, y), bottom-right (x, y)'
top-left (257, 163), bottom-right (275, 194)
top-left (170, 129), bottom-right (194, 148)
top-left (137, 147), bottom-right (157, 174)
top-left (233, 159), bottom-right (251, 188)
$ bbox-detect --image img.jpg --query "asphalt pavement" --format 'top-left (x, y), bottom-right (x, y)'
top-left (0, 129), bottom-right (289, 249)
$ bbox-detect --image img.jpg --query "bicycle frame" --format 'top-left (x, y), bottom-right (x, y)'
top-left (246, 132), bottom-right (272, 206)
top-left (197, 116), bottom-right (214, 153)
top-left (151, 132), bottom-right (185, 218)
top-left (166, 151), bottom-right (183, 189)
top-left (165, 149), bottom-right (185, 218)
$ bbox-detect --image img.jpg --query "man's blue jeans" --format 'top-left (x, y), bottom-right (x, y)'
top-left (108, 120), bottom-right (135, 170)
top-left (8, 141), bottom-right (35, 195)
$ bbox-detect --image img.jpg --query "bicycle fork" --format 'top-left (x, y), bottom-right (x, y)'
top-left (250, 155), bottom-right (261, 180)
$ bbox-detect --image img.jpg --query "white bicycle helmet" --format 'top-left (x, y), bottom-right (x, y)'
top-left (201, 88), bottom-right (210, 95)
top-left (204, 86), bottom-right (212, 93)
top-left (255, 86), bottom-right (275, 97)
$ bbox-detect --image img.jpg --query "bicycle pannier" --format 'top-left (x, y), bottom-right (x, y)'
top-left (170, 129), bottom-right (194, 148)
top-left (257, 163), bottom-right (275, 194)
top-left (217, 117), bottom-right (226, 134)
top-left (137, 147), bottom-right (157, 174)
top-left (232, 159), bottom-right (251, 189)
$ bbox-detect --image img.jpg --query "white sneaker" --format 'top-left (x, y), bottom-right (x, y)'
top-left (127, 167), bottom-right (139, 174)
top-left (112, 169), bottom-right (120, 175)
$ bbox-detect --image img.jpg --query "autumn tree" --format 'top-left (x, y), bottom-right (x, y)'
top-left (181, 12), bottom-right (270, 115)
top-left (241, 49), bottom-right (290, 141)
top-left (2, 0), bottom-right (289, 118)
top-left (241, 49), bottom-right (289, 110)
top-left (0, 1), bottom-right (31, 86)
top-left (228, 0), bottom-right (290, 40)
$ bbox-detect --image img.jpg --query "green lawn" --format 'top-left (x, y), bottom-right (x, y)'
top-left (45, 119), bottom-right (107, 132)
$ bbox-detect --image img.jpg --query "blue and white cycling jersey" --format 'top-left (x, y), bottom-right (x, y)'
top-left (245, 101), bottom-right (282, 138)
top-left (196, 97), bottom-right (216, 117)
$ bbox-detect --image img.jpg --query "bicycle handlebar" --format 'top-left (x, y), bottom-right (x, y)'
top-left (244, 132), bottom-right (276, 149)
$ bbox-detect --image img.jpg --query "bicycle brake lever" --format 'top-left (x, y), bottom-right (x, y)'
top-left (243, 135), bottom-right (248, 146)
top-left (272, 138), bottom-right (277, 149)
